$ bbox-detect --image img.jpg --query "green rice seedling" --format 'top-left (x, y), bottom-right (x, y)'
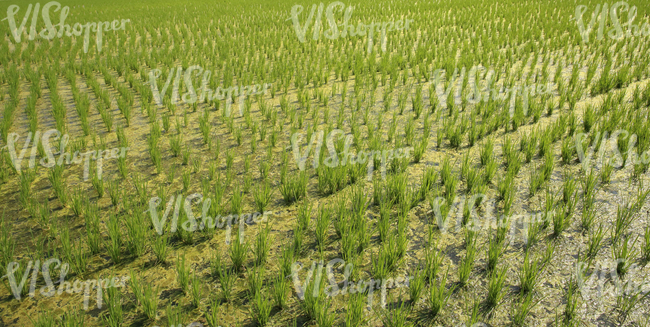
top-left (182, 169), bottom-right (191, 192)
top-left (512, 292), bottom-right (536, 326)
top-left (461, 151), bottom-right (471, 181)
top-left (486, 265), bottom-right (508, 309)
top-left (141, 283), bottom-right (159, 320)
top-left (192, 157), bottom-right (201, 174)
top-left (496, 215), bottom-right (511, 245)
top-left (230, 185), bottom-right (243, 215)
top-left (219, 266), bottom-right (236, 302)
top-left (409, 267), bottom-right (426, 305)
top-left (612, 203), bottom-right (637, 244)
top-left (615, 281), bottom-right (650, 325)
top-left (612, 234), bottom-right (638, 277)
top-left (585, 223), bottom-right (605, 259)
top-left (371, 244), bottom-right (394, 282)
top-left (346, 291), bottom-right (367, 326)
top-left (465, 166), bottom-right (482, 194)
top-left (562, 280), bottom-right (579, 326)
top-left (461, 298), bottom-right (479, 326)
top-left (107, 214), bottom-right (122, 264)
top-left (600, 158), bottom-right (614, 184)
top-left (84, 202), bottom-right (101, 255)
top-left (541, 149), bottom-right (554, 181)
top-left (59, 308), bottom-right (86, 327)
top-left (165, 303), bottom-right (185, 327)
top-left (413, 135), bottom-right (428, 163)
top-left (273, 271), bottom-right (288, 310)
top-left (102, 282), bottom-right (123, 327)
top-left (380, 298), bottom-right (412, 327)
top-left (280, 170), bottom-right (308, 203)
top-left (229, 232), bottom-right (249, 273)
top-left (176, 253), bottom-right (191, 294)
top-left (30, 310), bottom-right (56, 327)
top-left (58, 224), bottom-right (73, 261)
top-left (315, 206), bottom-right (331, 254)
top-left (498, 171), bottom-right (515, 200)
top-left (524, 214), bottom-right (543, 249)
top-left (253, 181), bottom-right (274, 213)
top-left (107, 179), bottom-right (120, 206)
top-left (443, 173), bottom-right (458, 206)
top-left (149, 144), bottom-right (162, 173)
top-left (247, 265), bottom-right (265, 299)
top-left (425, 243), bottom-right (444, 282)
top-left (280, 242), bottom-right (295, 277)
top-left (428, 269), bottom-right (455, 318)
top-left (205, 297), bottom-right (220, 327)
top-left (18, 171), bottom-right (34, 208)
top-left (129, 270), bottom-right (143, 306)
top-left (190, 273), bottom-right (202, 308)
top-left (297, 201), bottom-right (312, 232)
top-left (125, 209), bottom-right (147, 257)
top-left (458, 238), bottom-right (477, 287)
top-left (418, 166), bottom-right (437, 201)
top-left (71, 240), bottom-right (88, 275)
top-left (182, 148), bottom-right (191, 165)
top-left (152, 234), bottom-right (169, 264)
top-left (251, 290), bottom-right (272, 326)
top-left (487, 234), bottom-right (504, 272)
top-left (317, 164), bottom-right (348, 195)
top-left (91, 170), bottom-right (105, 196)
top-left (254, 223), bottom-right (271, 266)
top-left (132, 173), bottom-right (149, 204)
top-left (48, 165), bottom-right (67, 205)
top-left (70, 188), bottom-right (87, 217)
top-left (294, 211), bottom-right (310, 251)
top-left (561, 137), bottom-right (575, 164)
top-left (519, 251), bottom-right (543, 295)
top-left (552, 208), bottom-right (568, 238)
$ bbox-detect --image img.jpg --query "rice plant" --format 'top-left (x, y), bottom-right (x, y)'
top-left (428, 269), bottom-right (455, 318)
top-left (254, 223), bottom-right (271, 266)
top-left (519, 250), bottom-right (544, 295)
top-left (190, 272), bottom-right (202, 308)
top-left (107, 214), bottom-right (122, 264)
top-left (512, 293), bottom-right (536, 326)
top-left (346, 292), bottom-right (367, 326)
top-left (176, 253), bottom-right (191, 294)
top-left (102, 281), bottom-right (124, 327)
top-left (251, 289), bottom-right (272, 326)
top-left (273, 271), bottom-right (288, 310)
top-left (486, 266), bottom-right (508, 309)
top-left (280, 170), bottom-right (308, 203)
top-left (229, 232), bottom-right (249, 273)
top-left (612, 234), bottom-right (638, 277)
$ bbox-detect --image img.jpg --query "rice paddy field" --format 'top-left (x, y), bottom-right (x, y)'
top-left (1, 0), bottom-right (650, 326)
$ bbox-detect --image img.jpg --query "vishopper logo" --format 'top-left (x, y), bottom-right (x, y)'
top-left (574, 1), bottom-right (650, 43)
top-left (148, 66), bottom-right (271, 117)
top-left (575, 129), bottom-right (650, 172)
top-left (1, 1), bottom-right (130, 53)
top-left (430, 192), bottom-right (556, 245)
top-left (576, 259), bottom-right (650, 301)
top-left (290, 128), bottom-right (413, 181)
top-left (0, 259), bottom-right (128, 310)
top-left (288, 2), bottom-right (412, 53)
top-left (429, 65), bottom-right (553, 118)
top-left (146, 193), bottom-right (271, 244)
top-left (291, 258), bottom-right (411, 309)
top-left (1, 129), bottom-right (129, 181)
